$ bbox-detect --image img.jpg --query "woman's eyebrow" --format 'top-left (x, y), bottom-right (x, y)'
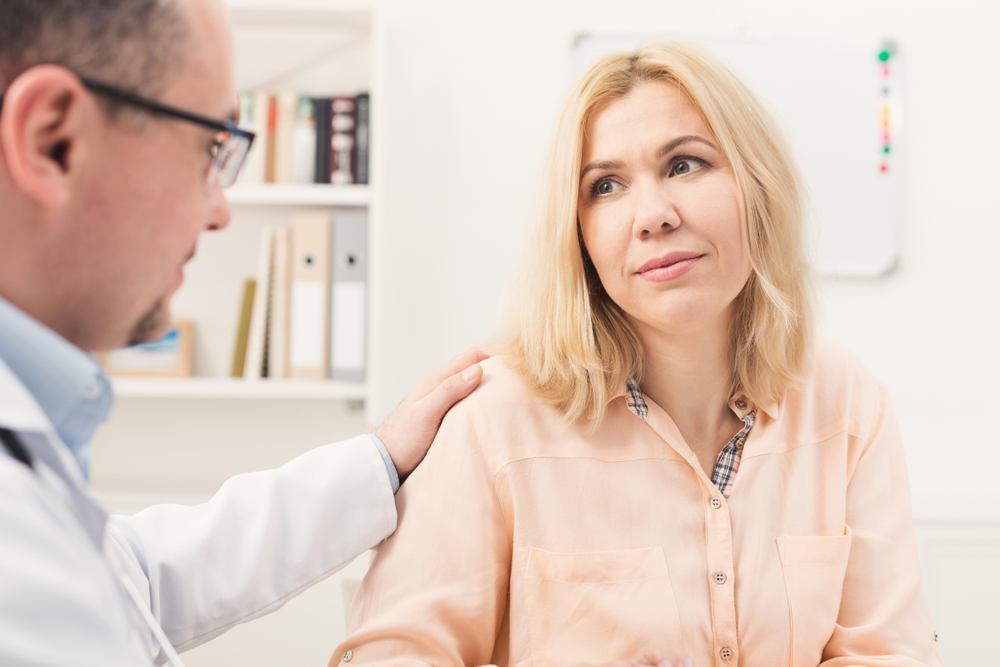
top-left (579, 159), bottom-right (624, 183)
top-left (579, 135), bottom-right (719, 183)
top-left (656, 134), bottom-right (717, 157)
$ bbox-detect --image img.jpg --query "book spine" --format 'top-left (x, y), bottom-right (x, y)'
top-left (237, 92), bottom-right (256, 185)
top-left (265, 95), bottom-right (277, 183)
top-left (354, 93), bottom-right (369, 185)
top-left (267, 226), bottom-right (292, 379)
top-left (244, 226), bottom-right (275, 378)
top-left (246, 91), bottom-right (270, 184)
top-left (274, 92), bottom-right (298, 184)
top-left (293, 97), bottom-right (317, 184)
top-left (329, 97), bottom-right (356, 185)
top-left (313, 98), bottom-right (332, 184)
top-left (231, 280), bottom-right (256, 377)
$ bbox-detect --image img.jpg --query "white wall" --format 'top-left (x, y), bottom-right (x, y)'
top-left (373, 0), bottom-right (1000, 521)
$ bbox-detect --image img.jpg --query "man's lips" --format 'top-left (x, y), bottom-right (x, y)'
top-left (637, 252), bottom-right (705, 274)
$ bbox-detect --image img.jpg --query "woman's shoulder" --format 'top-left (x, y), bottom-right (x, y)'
top-left (779, 337), bottom-right (892, 442)
top-left (443, 355), bottom-right (573, 469)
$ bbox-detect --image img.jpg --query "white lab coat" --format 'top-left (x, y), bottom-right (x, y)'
top-left (0, 358), bottom-right (398, 666)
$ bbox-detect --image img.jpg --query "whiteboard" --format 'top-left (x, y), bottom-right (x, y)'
top-left (572, 36), bottom-right (902, 277)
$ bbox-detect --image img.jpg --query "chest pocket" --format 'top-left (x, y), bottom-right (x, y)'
top-left (777, 526), bottom-right (853, 667)
top-left (521, 546), bottom-right (682, 665)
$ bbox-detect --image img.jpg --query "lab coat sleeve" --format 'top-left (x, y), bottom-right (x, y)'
top-left (107, 433), bottom-right (398, 657)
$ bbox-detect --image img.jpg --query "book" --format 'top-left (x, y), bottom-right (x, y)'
top-left (244, 226), bottom-right (275, 378)
top-left (289, 213), bottom-right (331, 379)
top-left (329, 96), bottom-right (356, 185)
top-left (312, 98), bottom-right (332, 185)
top-left (293, 97), bottom-right (317, 184)
top-left (274, 92), bottom-right (298, 184)
top-left (354, 93), bottom-right (370, 185)
top-left (265, 95), bottom-right (277, 183)
top-left (231, 280), bottom-right (256, 377)
top-left (267, 226), bottom-right (292, 379)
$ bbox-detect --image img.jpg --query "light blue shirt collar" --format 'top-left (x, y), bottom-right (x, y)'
top-left (0, 296), bottom-right (113, 478)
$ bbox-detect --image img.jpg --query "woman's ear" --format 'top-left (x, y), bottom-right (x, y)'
top-left (0, 65), bottom-right (95, 207)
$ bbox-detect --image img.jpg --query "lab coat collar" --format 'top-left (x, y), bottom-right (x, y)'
top-left (0, 357), bottom-right (109, 549)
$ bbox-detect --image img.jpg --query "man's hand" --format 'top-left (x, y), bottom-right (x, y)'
top-left (374, 347), bottom-right (489, 478)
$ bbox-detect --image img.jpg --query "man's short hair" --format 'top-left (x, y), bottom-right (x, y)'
top-left (0, 0), bottom-right (188, 118)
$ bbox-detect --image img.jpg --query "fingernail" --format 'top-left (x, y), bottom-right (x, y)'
top-left (461, 365), bottom-right (479, 382)
top-left (682, 660), bottom-right (694, 667)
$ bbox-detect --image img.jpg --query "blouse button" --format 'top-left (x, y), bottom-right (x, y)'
top-left (711, 496), bottom-right (722, 509)
top-left (714, 570), bottom-right (727, 584)
top-left (735, 437), bottom-right (745, 450)
top-left (720, 647), bottom-right (734, 661)
top-left (734, 398), bottom-right (747, 410)
top-left (342, 650), bottom-right (353, 662)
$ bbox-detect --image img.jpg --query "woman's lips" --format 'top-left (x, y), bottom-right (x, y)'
top-left (636, 252), bottom-right (704, 282)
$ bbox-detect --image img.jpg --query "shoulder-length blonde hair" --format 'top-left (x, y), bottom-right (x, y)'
top-left (501, 42), bottom-right (814, 425)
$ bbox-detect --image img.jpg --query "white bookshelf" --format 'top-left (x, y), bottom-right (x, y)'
top-left (111, 377), bottom-right (367, 400)
top-left (155, 2), bottom-right (379, 414)
top-left (226, 184), bottom-right (370, 207)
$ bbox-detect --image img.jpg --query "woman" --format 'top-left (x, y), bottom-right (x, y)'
top-left (331, 44), bottom-right (944, 667)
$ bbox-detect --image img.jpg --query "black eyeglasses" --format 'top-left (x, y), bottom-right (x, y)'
top-left (79, 77), bottom-right (255, 189)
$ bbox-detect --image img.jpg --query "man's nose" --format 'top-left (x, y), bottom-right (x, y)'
top-left (206, 185), bottom-right (231, 232)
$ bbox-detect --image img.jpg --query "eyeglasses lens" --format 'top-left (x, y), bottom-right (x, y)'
top-left (209, 133), bottom-right (252, 188)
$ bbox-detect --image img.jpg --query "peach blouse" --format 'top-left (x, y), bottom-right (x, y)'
top-left (333, 339), bottom-right (945, 667)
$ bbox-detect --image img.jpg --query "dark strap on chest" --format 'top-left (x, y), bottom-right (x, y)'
top-left (0, 428), bottom-right (33, 469)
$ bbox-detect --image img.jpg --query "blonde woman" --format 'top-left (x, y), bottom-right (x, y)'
top-left (331, 44), bottom-right (944, 667)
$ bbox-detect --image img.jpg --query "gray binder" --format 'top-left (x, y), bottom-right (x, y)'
top-left (330, 211), bottom-right (367, 382)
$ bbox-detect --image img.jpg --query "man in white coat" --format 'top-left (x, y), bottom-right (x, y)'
top-left (0, 0), bottom-right (486, 664)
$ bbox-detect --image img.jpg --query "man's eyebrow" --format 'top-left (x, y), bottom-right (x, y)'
top-left (579, 135), bottom-right (719, 183)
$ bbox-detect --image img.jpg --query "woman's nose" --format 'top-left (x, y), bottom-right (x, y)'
top-left (632, 180), bottom-right (680, 239)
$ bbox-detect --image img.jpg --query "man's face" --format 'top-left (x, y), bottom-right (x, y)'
top-left (74, 0), bottom-right (235, 349)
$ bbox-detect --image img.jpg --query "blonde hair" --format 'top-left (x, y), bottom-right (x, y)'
top-left (501, 42), bottom-right (814, 425)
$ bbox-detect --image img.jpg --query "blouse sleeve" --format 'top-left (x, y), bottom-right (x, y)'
top-left (331, 400), bottom-right (511, 667)
top-left (820, 385), bottom-right (946, 667)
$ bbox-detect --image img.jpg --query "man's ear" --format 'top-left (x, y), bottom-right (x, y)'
top-left (0, 65), bottom-right (97, 207)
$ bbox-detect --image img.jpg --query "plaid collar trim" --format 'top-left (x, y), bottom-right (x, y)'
top-left (621, 378), bottom-right (757, 498)
top-left (621, 378), bottom-right (769, 422)
top-left (712, 410), bottom-right (755, 498)
top-left (625, 378), bottom-right (648, 421)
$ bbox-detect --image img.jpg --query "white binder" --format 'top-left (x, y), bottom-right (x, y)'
top-left (289, 213), bottom-right (331, 379)
top-left (330, 211), bottom-right (367, 382)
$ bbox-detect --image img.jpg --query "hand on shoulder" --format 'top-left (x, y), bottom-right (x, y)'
top-left (374, 347), bottom-right (489, 478)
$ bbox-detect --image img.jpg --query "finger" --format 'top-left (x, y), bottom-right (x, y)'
top-left (415, 363), bottom-right (483, 425)
top-left (420, 347), bottom-right (490, 389)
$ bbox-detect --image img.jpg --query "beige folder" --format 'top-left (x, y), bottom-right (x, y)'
top-left (288, 213), bottom-right (331, 379)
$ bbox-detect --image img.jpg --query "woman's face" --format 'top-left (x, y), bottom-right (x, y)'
top-left (578, 81), bottom-right (752, 338)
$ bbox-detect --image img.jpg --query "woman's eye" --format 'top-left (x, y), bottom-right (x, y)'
top-left (671, 158), bottom-right (705, 176)
top-left (593, 179), bottom-right (623, 196)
